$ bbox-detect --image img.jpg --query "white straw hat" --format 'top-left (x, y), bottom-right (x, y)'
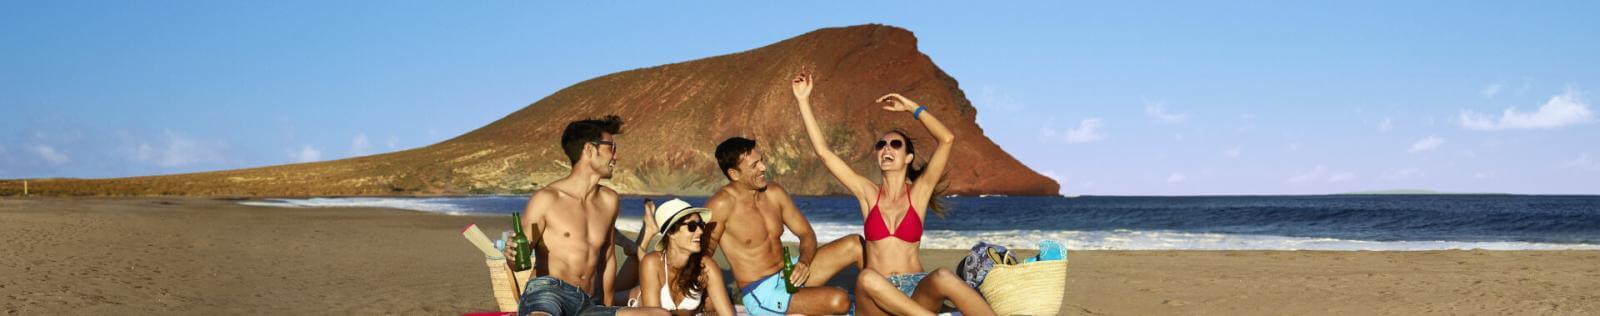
top-left (649, 198), bottom-right (711, 251)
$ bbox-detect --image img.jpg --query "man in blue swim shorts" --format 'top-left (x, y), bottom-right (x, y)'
top-left (705, 137), bottom-right (863, 315)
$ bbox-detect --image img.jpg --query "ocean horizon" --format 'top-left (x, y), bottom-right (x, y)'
top-left (241, 194), bottom-right (1600, 251)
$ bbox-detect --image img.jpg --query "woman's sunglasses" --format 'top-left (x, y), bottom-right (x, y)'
top-left (874, 139), bottom-right (904, 150)
top-left (675, 220), bottom-right (704, 233)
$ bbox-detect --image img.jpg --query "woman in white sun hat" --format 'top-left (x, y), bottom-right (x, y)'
top-left (628, 198), bottom-right (734, 315)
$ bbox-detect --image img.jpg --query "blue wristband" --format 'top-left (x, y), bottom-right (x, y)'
top-left (913, 106), bottom-right (927, 120)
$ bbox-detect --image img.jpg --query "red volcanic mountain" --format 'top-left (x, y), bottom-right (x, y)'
top-left (5, 24), bottom-right (1059, 197)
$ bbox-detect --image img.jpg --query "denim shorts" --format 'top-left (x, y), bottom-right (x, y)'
top-left (518, 276), bottom-right (620, 316)
top-left (885, 272), bottom-right (928, 297)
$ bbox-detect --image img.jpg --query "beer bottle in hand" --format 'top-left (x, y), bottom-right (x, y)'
top-left (780, 247), bottom-right (799, 293)
top-left (512, 213), bottom-right (532, 271)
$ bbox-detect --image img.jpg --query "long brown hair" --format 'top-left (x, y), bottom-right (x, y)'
top-left (660, 218), bottom-right (706, 302)
top-left (885, 129), bottom-right (948, 217)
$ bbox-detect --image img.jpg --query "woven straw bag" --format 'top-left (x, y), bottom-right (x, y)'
top-left (977, 259), bottom-right (1068, 315)
top-left (485, 259), bottom-right (534, 312)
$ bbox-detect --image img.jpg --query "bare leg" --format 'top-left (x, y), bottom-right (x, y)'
top-left (910, 268), bottom-right (995, 316)
top-left (856, 282), bottom-right (884, 316)
top-left (856, 269), bottom-right (933, 316)
top-left (804, 234), bottom-right (864, 287)
top-left (786, 286), bottom-right (852, 315)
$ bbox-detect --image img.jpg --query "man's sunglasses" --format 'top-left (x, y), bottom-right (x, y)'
top-left (874, 139), bottom-right (904, 150)
top-left (590, 140), bottom-right (616, 150)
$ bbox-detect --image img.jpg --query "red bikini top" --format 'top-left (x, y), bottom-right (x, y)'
top-left (864, 186), bottom-right (923, 242)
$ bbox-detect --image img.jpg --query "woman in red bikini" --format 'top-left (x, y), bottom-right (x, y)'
top-left (792, 72), bottom-right (996, 316)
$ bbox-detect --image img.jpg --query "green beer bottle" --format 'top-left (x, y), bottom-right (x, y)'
top-left (780, 246), bottom-right (799, 293)
top-left (512, 213), bottom-right (532, 271)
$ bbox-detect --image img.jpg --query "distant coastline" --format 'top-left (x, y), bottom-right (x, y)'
top-left (1335, 189), bottom-right (1511, 195)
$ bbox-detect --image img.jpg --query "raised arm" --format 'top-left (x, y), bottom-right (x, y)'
top-left (792, 73), bottom-right (875, 201)
top-left (878, 93), bottom-right (956, 214)
top-left (774, 185), bottom-right (819, 286)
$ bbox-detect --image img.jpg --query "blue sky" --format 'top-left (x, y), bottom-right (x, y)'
top-left (3, 1), bottom-right (1597, 195)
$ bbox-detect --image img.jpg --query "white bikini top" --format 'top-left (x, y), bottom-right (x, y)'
top-left (659, 256), bottom-right (703, 311)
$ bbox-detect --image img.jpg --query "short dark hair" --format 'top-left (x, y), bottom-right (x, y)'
top-left (715, 137), bottom-right (757, 180)
top-left (561, 115), bottom-right (623, 164)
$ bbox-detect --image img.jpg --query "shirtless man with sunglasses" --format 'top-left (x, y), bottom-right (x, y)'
top-left (511, 116), bottom-right (666, 316)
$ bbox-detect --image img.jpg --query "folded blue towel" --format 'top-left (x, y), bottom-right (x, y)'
top-left (1025, 240), bottom-right (1066, 263)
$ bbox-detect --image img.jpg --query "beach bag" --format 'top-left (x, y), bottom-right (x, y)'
top-left (957, 242), bottom-right (1017, 288)
top-left (485, 258), bottom-right (534, 312)
top-left (979, 258), bottom-right (1068, 315)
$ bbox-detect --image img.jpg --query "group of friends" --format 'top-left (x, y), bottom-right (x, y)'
top-left (507, 73), bottom-right (996, 316)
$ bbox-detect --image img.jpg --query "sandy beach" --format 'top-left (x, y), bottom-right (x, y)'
top-left (3, 197), bottom-right (1598, 315)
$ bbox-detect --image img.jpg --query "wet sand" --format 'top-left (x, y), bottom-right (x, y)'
top-left (2, 197), bottom-right (1597, 315)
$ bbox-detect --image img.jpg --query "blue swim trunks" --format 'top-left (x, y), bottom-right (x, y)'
top-left (739, 255), bottom-right (799, 315)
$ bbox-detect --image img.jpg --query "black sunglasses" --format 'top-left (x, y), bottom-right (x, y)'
top-left (590, 140), bottom-right (616, 150)
top-left (874, 139), bottom-right (904, 150)
top-left (675, 220), bottom-right (704, 233)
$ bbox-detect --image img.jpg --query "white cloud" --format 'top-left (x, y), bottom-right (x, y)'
top-left (132, 130), bottom-right (225, 167)
top-left (1561, 154), bottom-right (1598, 171)
top-left (291, 145), bottom-right (322, 163)
top-left (1223, 146), bottom-right (1242, 158)
top-left (979, 85), bottom-right (1026, 113)
top-left (1144, 100), bottom-right (1185, 123)
top-left (351, 133), bottom-right (372, 156)
top-left (1040, 170), bottom-right (1070, 195)
top-left (33, 145), bottom-right (69, 165)
top-left (1289, 165), bottom-right (1357, 184)
top-left (1165, 173), bottom-right (1187, 184)
top-left (1461, 89), bottom-right (1593, 130)
top-left (386, 135), bottom-right (400, 150)
top-left (1378, 117), bottom-right (1393, 132)
top-left (1288, 165), bottom-right (1327, 184)
top-left (1408, 136), bottom-right (1444, 154)
top-left (1064, 119), bottom-right (1106, 143)
top-left (1040, 118), bottom-right (1106, 144)
top-left (1481, 82), bottom-right (1504, 98)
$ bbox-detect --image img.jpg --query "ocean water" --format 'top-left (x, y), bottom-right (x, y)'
top-left (240, 195), bottom-right (1600, 251)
